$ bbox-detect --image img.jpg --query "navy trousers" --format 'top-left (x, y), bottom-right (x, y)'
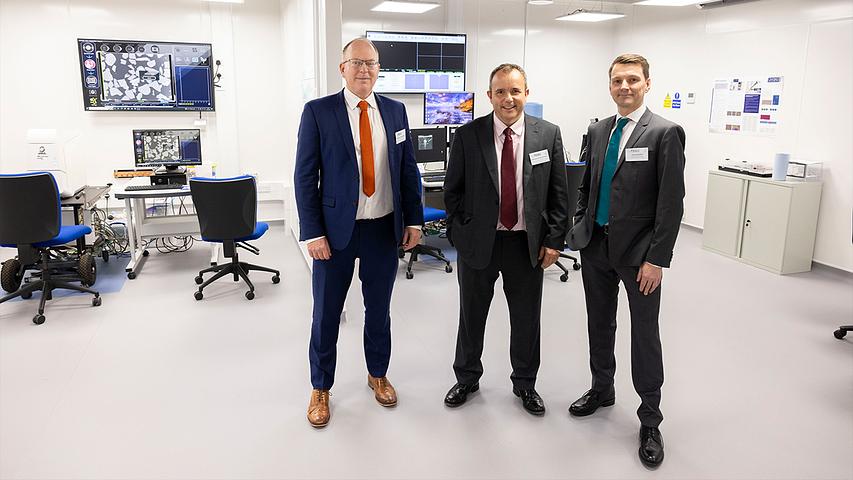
top-left (308, 214), bottom-right (398, 390)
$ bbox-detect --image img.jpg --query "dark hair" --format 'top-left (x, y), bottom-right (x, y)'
top-left (488, 63), bottom-right (528, 90)
top-left (609, 54), bottom-right (650, 79)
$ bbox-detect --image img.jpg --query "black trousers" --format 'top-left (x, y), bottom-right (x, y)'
top-left (453, 231), bottom-right (543, 390)
top-left (580, 226), bottom-right (664, 427)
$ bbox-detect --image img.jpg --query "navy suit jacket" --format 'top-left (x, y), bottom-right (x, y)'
top-left (294, 89), bottom-right (424, 251)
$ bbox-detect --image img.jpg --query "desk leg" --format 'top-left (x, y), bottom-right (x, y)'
top-left (124, 197), bottom-right (146, 279)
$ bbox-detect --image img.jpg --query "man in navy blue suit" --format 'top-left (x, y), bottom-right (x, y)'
top-left (294, 37), bottom-right (423, 428)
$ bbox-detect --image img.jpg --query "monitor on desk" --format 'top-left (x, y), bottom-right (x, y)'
top-left (410, 126), bottom-right (447, 176)
top-left (132, 128), bottom-right (201, 174)
top-left (424, 92), bottom-right (474, 125)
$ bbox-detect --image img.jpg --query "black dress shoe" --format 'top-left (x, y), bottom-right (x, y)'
top-left (568, 389), bottom-right (615, 417)
top-left (512, 388), bottom-right (546, 416)
top-left (638, 425), bottom-right (665, 468)
top-left (444, 382), bottom-right (479, 407)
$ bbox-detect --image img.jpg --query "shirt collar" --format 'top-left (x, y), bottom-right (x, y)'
top-left (493, 112), bottom-right (525, 138)
top-left (618, 104), bottom-right (647, 124)
top-left (343, 88), bottom-right (377, 111)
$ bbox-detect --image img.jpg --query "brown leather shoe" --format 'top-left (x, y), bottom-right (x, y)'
top-left (307, 389), bottom-right (330, 428)
top-left (367, 375), bottom-right (397, 407)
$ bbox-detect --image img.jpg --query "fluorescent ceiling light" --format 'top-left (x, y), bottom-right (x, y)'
top-left (528, 0), bottom-right (555, 5)
top-left (202, 0), bottom-right (244, 3)
top-left (634, 0), bottom-right (701, 5)
top-left (556, 9), bottom-right (625, 22)
top-left (371, 1), bottom-right (440, 13)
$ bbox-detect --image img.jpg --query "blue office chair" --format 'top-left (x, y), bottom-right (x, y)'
top-left (402, 205), bottom-right (453, 279)
top-left (189, 176), bottom-right (280, 300)
top-left (0, 172), bottom-right (101, 325)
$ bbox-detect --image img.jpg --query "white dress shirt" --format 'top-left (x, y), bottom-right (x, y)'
top-left (493, 113), bottom-right (526, 232)
top-left (610, 104), bottom-right (647, 157)
top-left (342, 88), bottom-right (393, 220)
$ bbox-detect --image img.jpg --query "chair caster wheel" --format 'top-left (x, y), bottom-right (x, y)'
top-left (127, 272), bottom-right (136, 280)
top-left (445, 264), bottom-right (453, 273)
top-left (572, 263), bottom-right (581, 271)
top-left (397, 248), bottom-right (405, 259)
top-left (194, 276), bottom-right (203, 285)
top-left (245, 291), bottom-right (255, 300)
top-left (142, 250), bottom-right (150, 257)
top-left (272, 275), bottom-right (280, 284)
top-left (21, 292), bottom-right (32, 300)
top-left (33, 314), bottom-right (45, 325)
top-left (835, 329), bottom-right (847, 339)
top-left (194, 291), bottom-right (203, 301)
top-left (92, 296), bottom-right (102, 307)
top-left (405, 271), bottom-right (413, 279)
top-left (560, 274), bottom-right (569, 282)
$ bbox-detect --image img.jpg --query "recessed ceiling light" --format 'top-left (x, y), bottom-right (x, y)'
top-left (634, 0), bottom-right (701, 5)
top-left (371, 1), bottom-right (440, 14)
top-left (556, 9), bottom-right (625, 22)
top-left (528, 0), bottom-right (555, 5)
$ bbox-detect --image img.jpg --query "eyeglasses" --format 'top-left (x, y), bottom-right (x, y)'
top-left (343, 58), bottom-right (380, 70)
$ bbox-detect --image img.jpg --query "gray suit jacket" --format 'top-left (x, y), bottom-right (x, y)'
top-left (444, 114), bottom-right (569, 269)
top-left (566, 108), bottom-right (685, 267)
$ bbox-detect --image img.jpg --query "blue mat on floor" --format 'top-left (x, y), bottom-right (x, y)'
top-left (5, 255), bottom-right (130, 302)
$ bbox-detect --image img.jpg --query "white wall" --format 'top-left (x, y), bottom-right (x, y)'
top-left (613, 0), bottom-right (853, 271)
top-left (0, 0), bottom-right (292, 186)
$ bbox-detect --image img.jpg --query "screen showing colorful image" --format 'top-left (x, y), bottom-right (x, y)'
top-left (424, 92), bottom-right (474, 125)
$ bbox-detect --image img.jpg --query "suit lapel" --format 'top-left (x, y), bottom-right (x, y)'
top-left (333, 90), bottom-right (358, 173)
top-left (477, 115), bottom-right (500, 194)
top-left (522, 115), bottom-right (538, 194)
top-left (614, 108), bottom-right (652, 175)
top-left (592, 116), bottom-right (616, 189)
top-left (375, 94), bottom-right (398, 177)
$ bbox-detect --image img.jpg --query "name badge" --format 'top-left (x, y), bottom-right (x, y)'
top-left (529, 149), bottom-right (550, 165)
top-left (395, 129), bottom-right (406, 144)
top-left (625, 147), bottom-right (649, 162)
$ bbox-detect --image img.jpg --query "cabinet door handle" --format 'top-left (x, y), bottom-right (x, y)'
top-left (745, 219), bottom-right (751, 227)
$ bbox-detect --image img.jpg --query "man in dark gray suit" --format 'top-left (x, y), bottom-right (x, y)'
top-left (443, 63), bottom-right (569, 416)
top-left (566, 54), bottom-right (685, 468)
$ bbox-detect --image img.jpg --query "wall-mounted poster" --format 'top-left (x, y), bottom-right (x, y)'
top-left (709, 76), bottom-right (784, 135)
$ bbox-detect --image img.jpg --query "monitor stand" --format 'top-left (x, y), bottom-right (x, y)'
top-left (154, 165), bottom-right (186, 175)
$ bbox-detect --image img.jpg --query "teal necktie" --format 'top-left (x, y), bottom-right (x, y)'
top-left (595, 117), bottom-right (630, 226)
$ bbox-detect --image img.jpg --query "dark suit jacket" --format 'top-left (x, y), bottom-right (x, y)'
top-left (444, 114), bottom-right (569, 269)
top-left (566, 108), bottom-right (685, 268)
top-left (294, 89), bottom-right (424, 251)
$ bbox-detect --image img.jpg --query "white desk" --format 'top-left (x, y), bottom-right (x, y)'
top-left (114, 180), bottom-right (218, 279)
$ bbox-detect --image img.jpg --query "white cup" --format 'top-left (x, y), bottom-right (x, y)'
top-left (773, 153), bottom-right (790, 181)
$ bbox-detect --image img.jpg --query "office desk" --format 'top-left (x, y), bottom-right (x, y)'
top-left (114, 181), bottom-right (217, 279)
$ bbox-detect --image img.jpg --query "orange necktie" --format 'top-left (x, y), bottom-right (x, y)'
top-left (358, 100), bottom-right (375, 197)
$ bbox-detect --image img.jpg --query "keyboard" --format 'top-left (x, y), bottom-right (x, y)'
top-left (422, 174), bottom-right (445, 184)
top-left (124, 183), bottom-right (185, 191)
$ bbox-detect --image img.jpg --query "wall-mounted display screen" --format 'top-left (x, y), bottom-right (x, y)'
top-left (77, 38), bottom-right (215, 111)
top-left (366, 31), bottom-right (466, 94)
top-left (424, 92), bottom-right (474, 125)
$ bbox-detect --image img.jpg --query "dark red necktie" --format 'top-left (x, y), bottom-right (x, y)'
top-left (500, 127), bottom-right (518, 229)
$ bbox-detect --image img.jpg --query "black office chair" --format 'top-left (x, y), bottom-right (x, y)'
top-left (401, 206), bottom-right (453, 279)
top-left (189, 175), bottom-right (280, 300)
top-left (0, 172), bottom-right (101, 325)
top-left (553, 161), bottom-right (586, 282)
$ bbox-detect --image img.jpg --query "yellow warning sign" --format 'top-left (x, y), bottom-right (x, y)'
top-left (663, 93), bottom-right (672, 109)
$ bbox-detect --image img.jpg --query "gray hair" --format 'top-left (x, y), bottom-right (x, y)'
top-left (342, 37), bottom-right (379, 60)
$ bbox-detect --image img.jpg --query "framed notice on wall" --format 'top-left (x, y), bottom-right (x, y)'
top-left (709, 76), bottom-right (784, 135)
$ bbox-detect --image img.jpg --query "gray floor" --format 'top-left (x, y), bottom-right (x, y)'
top-left (1, 225), bottom-right (851, 480)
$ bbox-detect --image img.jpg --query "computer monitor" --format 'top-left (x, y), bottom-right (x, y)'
top-left (365, 31), bottom-right (466, 93)
top-left (133, 129), bottom-right (202, 173)
top-left (410, 126), bottom-right (447, 173)
top-left (424, 92), bottom-right (474, 125)
top-left (78, 39), bottom-right (215, 111)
